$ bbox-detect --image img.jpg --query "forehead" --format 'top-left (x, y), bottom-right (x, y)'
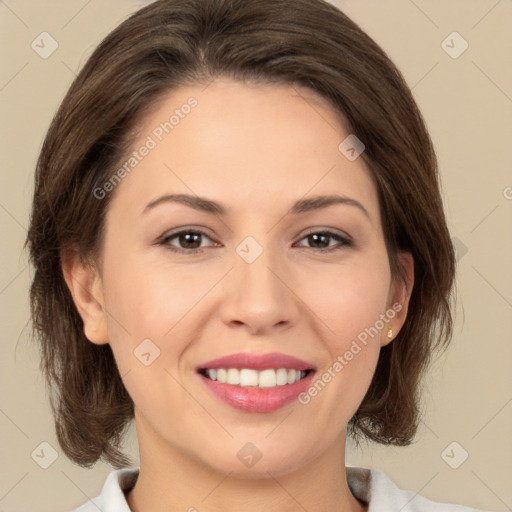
top-left (107, 78), bottom-right (379, 223)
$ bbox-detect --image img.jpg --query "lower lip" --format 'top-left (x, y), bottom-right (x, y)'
top-left (199, 371), bottom-right (315, 413)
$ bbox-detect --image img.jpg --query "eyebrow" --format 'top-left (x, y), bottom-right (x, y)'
top-left (143, 193), bottom-right (371, 220)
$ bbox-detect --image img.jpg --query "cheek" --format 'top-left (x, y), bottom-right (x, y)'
top-left (304, 253), bottom-right (391, 340)
top-left (100, 252), bottom-right (225, 380)
top-left (99, 257), bottom-right (194, 413)
top-left (102, 254), bottom-right (201, 336)
top-left (297, 255), bottom-right (390, 414)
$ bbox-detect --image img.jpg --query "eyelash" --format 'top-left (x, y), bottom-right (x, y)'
top-left (158, 228), bottom-right (352, 254)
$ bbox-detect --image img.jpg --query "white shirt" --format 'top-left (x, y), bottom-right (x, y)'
top-left (73, 466), bottom-right (487, 511)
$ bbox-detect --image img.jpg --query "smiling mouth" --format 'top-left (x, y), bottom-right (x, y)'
top-left (198, 368), bottom-right (314, 388)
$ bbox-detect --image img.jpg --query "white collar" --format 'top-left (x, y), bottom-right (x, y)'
top-left (75, 465), bottom-right (482, 511)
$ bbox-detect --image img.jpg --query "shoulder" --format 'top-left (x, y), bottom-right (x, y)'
top-left (346, 466), bottom-right (490, 511)
top-left (71, 467), bottom-right (139, 512)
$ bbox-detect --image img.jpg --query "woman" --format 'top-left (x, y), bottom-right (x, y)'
top-left (25, 0), bottom-right (488, 510)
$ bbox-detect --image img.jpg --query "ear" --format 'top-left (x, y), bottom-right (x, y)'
top-left (381, 251), bottom-right (414, 347)
top-left (61, 249), bottom-right (109, 345)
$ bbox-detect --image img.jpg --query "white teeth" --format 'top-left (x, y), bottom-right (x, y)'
top-left (226, 368), bottom-right (240, 385)
top-left (239, 369), bottom-right (258, 387)
top-left (258, 369), bottom-right (276, 388)
top-left (276, 368), bottom-right (288, 386)
top-left (204, 368), bottom-right (308, 388)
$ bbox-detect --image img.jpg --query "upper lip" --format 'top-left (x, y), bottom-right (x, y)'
top-left (198, 352), bottom-right (316, 372)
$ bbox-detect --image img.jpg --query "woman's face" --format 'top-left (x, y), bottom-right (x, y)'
top-left (83, 78), bottom-right (412, 477)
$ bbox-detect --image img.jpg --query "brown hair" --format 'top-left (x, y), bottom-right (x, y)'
top-left (26, 0), bottom-right (455, 468)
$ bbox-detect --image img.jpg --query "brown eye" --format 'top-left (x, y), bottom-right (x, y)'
top-left (296, 231), bottom-right (352, 252)
top-left (160, 229), bottom-right (215, 254)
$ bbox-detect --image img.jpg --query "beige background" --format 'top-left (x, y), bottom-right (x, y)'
top-left (1, 1), bottom-right (511, 511)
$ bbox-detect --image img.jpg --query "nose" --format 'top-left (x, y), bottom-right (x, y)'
top-left (218, 245), bottom-right (302, 336)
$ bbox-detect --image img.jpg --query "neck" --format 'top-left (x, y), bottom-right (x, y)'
top-left (126, 412), bottom-right (367, 512)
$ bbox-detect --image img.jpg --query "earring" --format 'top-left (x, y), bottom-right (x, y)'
top-left (387, 328), bottom-right (393, 339)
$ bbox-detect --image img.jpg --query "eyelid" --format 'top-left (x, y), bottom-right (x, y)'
top-left (299, 227), bottom-right (352, 243)
top-left (293, 228), bottom-right (352, 252)
top-left (158, 226), bottom-right (217, 248)
top-left (158, 226), bottom-right (353, 254)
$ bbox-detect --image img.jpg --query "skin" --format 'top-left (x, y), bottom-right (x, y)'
top-left (64, 78), bottom-right (413, 512)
